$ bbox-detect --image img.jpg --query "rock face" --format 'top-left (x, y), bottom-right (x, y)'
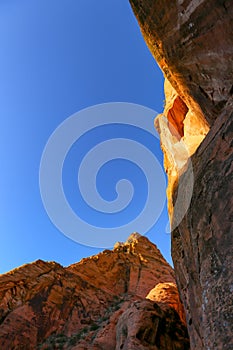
top-left (129, 0), bottom-right (233, 127)
top-left (116, 299), bottom-right (189, 350)
top-left (0, 234), bottom-right (189, 349)
top-left (146, 282), bottom-right (186, 325)
top-left (129, 1), bottom-right (233, 349)
top-left (155, 79), bottom-right (209, 221)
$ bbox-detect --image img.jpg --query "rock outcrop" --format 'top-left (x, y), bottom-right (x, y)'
top-left (155, 79), bottom-right (209, 221)
top-left (0, 234), bottom-right (189, 349)
top-left (116, 299), bottom-right (189, 350)
top-left (129, 1), bottom-right (233, 349)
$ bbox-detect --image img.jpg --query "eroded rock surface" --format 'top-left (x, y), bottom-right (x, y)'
top-left (146, 282), bottom-right (186, 325)
top-left (130, 0), bottom-right (233, 127)
top-left (129, 1), bottom-right (233, 349)
top-left (155, 79), bottom-right (209, 221)
top-left (116, 299), bottom-right (189, 350)
top-left (0, 234), bottom-right (189, 349)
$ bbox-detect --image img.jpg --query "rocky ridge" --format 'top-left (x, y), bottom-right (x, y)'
top-left (0, 234), bottom-right (189, 349)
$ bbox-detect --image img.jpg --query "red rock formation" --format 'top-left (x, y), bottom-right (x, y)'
top-left (116, 299), bottom-right (189, 350)
top-left (129, 0), bottom-right (232, 127)
top-left (129, 1), bottom-right (233, 349)
top-left (146, 282), bottom-right (186, 325)
top-left (0, 234), bottom-right (189, 349)
top-left (155, 79), bottom-right (209, 222)
top-left (167, 96), bottom-right (188, 139)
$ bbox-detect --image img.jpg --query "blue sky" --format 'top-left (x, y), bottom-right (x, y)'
top-left (0, 0), bottom-right (170, 274)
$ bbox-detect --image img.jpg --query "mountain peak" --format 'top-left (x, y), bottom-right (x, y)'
top-left (0, 235), bottom-right (189, 349)
top-left (126, 231), bottom-right (142, 242)
top-left (114, 232), bottom-right (154, 248)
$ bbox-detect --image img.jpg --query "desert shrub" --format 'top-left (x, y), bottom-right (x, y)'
top-left (90, 323), bottom-right (99, 331)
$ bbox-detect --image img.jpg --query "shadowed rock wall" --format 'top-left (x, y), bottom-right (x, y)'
top-left (129, 1), bottom-right (233, 349)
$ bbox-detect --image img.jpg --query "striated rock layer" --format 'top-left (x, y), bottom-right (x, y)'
top-left (129, 1), bottom-right (233, 349)
top-left (0, 234), bottom-right (189, 349)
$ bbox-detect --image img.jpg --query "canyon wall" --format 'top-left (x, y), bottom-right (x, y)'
top-left (0, 234), bottom-right (189, 349)
top-left (129, 1), bottom-right (233, 349)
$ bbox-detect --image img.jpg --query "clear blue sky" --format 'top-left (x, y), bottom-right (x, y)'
top-left (0, 0), bottom-right (171, 274)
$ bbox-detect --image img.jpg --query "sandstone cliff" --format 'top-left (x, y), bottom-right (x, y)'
top-left (129, 1), bottom-right (233, 349)
top-left (0, 234), bottom-right (189, 349)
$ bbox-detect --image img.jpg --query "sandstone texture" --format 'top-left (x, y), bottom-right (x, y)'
top-left (116, 299), bottom-right (189, 350)
top-left (129, 1), bottom-right (233, 349)
top-left (0, 234), bottom-right (189, 349)
top-left (146, 282), bottom-right (186, 325)
top-left (130, 0), bottom-right (233, 127)
top-left (155, 79), bottom-right (209, 221)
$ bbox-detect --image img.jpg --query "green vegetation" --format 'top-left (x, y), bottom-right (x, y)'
top-left (37, 333), bottom-right (68, 349)
top-left (90, 323), bottom-right (99, 331)
top-left (38, 296), bottom-right (125, 349)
